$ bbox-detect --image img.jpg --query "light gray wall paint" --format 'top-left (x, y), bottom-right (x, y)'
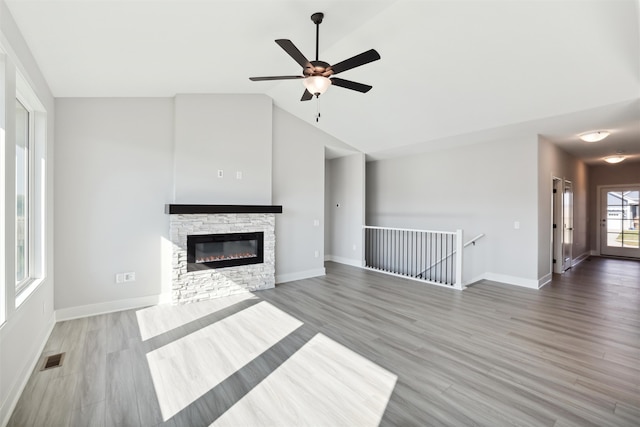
top-left (588, 159), bottom-right (640, 251)
top-left (537, 137), bottom-right (589, 278)
top-left (54, 98), bottom-right (174, 310)
top-left (0, 1), bottom-right (56, 423)
top-left (325, 153), bottom-right (366, 265)
top-left (53, 98), bottom-right (336, 308)
top-left (366, 136), bottom-right (539, 284)
top-left (173, 94), bottom-right (272, 204)
top-left (272, 107), bottom-right (326, 282)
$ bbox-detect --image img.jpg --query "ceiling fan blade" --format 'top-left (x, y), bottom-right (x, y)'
top-left (330, 49), bottom-right (380, 75)
top-left (275, 39), bottom-right (311, 69)
top-left (301, 89), bottom-right (313, 101)
top-left (330, 77), bottom-right (372, 93)
top-left (249, 76), bottom-right (304, 81)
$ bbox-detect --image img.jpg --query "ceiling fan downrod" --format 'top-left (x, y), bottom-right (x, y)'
top-left (311, 12), bottom-right (324, 62)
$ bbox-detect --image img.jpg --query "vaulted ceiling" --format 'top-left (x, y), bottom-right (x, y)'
top-left (6, 0), bottom-right (640, 163)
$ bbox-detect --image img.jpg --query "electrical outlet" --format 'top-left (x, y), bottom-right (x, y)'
top-left (217, 169), bottom-right (224, 178)
top-left (314, 250), bottom-right (319, 258)
top-left (353, 244), bottom-right (357, 251)
top-left (313, 219), bottom-right (320, 227)
top-left (236, 171), bottom-right (242, 179)
top-left (124, 272), bottom-right (136, 282)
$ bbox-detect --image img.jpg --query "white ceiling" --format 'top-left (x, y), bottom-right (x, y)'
top-left (6, 0), bottom-right (640, 163)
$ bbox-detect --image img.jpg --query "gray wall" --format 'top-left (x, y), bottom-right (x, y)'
top-left (325, 153), bottom-right (366, 266)
top-left (173, 94), bottom-right (272, 204)
top-left (0, 1), bottom-right (56, 423)
top-left (366, 136), bottom-right (539, 286)
top-left (588, 159), bottom-right (640, 252)
top-left (537, 137), bottom-right (589, 278)
top-left (53, 96), bottom-right (345, 313)
top-left (272, 106), bottom-right (326, 282)
top-left (54, 98), bottom-right (175, 311)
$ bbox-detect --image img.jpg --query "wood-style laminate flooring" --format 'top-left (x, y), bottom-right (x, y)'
top-left (8, 257), bottom-right (640, 426)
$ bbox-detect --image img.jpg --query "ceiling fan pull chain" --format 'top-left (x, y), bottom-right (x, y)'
top-left (316, 97), bottom-right (321, 122)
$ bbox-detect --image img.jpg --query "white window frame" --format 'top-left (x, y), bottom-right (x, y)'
top-left (15, 96), bottom-right (34, 294)
top-left (14, 71), bottom-right (46, 306)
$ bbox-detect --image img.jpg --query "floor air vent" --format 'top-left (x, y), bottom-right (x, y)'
top-left (41, 353), bottom-right (65, 371)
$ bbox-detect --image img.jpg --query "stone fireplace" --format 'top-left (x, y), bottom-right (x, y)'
top-left (166, 204), bottom-right (282, 304)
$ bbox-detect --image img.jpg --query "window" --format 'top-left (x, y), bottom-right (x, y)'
top-left (15, 98), bottom-right (31, 292)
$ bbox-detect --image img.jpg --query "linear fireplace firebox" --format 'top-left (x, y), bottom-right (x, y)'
top-left (187, 232), bottom-right (264, 272)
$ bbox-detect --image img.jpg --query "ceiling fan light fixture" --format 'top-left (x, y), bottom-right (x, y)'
top-left (303, 76), bottom-right (331, 96)
top-left (604, 154), bottom-right (626, 164)
top-left (579, 130), bottom-right (610, 142)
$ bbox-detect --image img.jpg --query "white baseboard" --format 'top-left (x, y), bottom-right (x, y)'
top-left (276, 268), bottom-right (326, 284)
top-left (463, 274), bottom-right (487, 287)
top-left (55, 294), bottom-right (167, 322)
top-left (538, 273), bottom-right (552, 288)
top-left (1, 312), bottom-right (56, 427)
top-left (483, 272), bottom-right (541, 289)
top-left (572, 252), bottom-right (590, 267)
top-left (324, 255), bottom-right (363, 267)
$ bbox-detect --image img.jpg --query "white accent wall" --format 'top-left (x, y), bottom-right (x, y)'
top-left (366, 136), bottom-right (539, 287)
top-left (0, 1), bottom-right (55, 424)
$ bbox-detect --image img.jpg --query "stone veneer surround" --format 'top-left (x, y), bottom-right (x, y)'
top-left (169, 213), bottom-right (276, 304)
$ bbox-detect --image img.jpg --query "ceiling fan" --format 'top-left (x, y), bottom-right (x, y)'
top-left (249, 12), bottom-right (381, 102)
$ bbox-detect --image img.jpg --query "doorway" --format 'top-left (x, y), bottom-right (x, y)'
top-left (562, 180), bottom-right (574, 271)
top-left (599, 185), bottom-right (640, 258)
top-left (551, 178), bottom-right (574, 273)
top-left (552, 178), bottom-right (562, 273)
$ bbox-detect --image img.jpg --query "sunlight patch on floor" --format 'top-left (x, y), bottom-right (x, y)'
top-left (136, 293), bottom-right (258, 341)
top-left (146, 301), bottom-right (303, 420)
top-left (213, 333), bottom-right (398, 426)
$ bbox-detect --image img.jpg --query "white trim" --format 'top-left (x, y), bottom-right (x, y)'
top-left (362, 266), bottom-right (463, 290)
top-left (571, 251), bottom-right (590, 267)
top-left (463, 273), bottom-right (486, 287)
top-left (538, 273), bottom-right (552, 288)
top-left (55, 294), bottom-right (166, 322)
top-left (0, 311), bottom-right (55, 427)
top-left (484, 272), bottom-right (541, 289)
top-left (363, 225), bottom-right (456, 235)
top-left (275, 268), bottom-right (326, 284)
top-left (324, 255), bottom-right (363, 267)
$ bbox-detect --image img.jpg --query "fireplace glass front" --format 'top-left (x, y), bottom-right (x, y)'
top-left (187, 232), bottom-right (264, 271)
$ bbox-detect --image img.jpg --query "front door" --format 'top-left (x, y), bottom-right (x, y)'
top-left (600, 186), bottom-right (640, 258)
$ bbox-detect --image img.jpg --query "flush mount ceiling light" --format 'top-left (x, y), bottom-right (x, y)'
top-left (604, 153), bottom-right (626, 164)
top-left (579, 131), bottom-right (610, 142)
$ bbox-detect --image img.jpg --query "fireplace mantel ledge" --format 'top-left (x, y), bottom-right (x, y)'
top-left (165, 204), bottom-right (283, 215)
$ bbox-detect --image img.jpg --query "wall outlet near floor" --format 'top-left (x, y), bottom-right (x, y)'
top-left (217, 169), bottom-right (224, 178)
